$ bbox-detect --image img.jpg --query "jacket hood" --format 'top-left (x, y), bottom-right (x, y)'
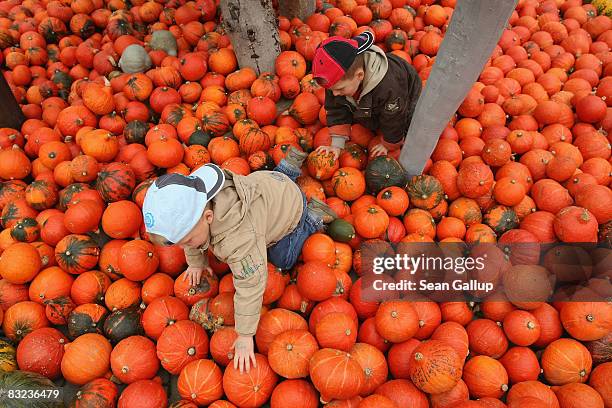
top-left (359, 44), bottom-right (388, 99)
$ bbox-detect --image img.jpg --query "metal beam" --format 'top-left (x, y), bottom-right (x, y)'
top-left (399, 0), bottom-right (518, 176)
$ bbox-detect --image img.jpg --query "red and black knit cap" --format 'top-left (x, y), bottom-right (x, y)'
top-left (312, 31), bottom-right (375, 89)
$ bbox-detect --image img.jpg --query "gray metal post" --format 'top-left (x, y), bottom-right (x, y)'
top-left (399, 0), bottom-right (518, 176)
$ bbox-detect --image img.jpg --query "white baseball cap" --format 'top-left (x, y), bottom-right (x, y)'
top-left (142, 163), bottom-right (226, 244)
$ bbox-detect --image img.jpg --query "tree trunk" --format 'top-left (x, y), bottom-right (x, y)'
top-left (219, 0), bottom-right (281, 76)
top-left (399, 0), bottom-right (518, 176)
top-left (0, 72), bottom-right (24, 129)
top-left (278, 0), bottom-right (316, 21)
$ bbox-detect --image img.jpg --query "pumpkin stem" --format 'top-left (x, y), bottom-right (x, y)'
top-left (580, 210), bottom-right (591, 223)
top-left (586, 314), bottom-right (594, 322)
top-left (414, 352), bottom-right (423, 361)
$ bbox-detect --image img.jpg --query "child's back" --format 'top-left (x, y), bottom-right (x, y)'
top-left (312, 31), bottom-right (423, 157)
top-left (325, 46), bottom-right (422, 145)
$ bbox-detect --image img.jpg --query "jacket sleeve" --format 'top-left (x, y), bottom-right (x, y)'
top-left (184, 247), bottom-right (209, 269)
top-left (217, 230), bottom-right (268, 337)
top-left (324, 89), bottom-right (353, 128)
top-left (376, 63), bottom-right (422, 144)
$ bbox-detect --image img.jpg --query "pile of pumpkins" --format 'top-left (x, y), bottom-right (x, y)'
top-left (0, 0), bottom-right (610, 406)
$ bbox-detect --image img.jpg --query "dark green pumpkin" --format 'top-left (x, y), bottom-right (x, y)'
top-left (163, 105), bottom-right (188, 127)
top-left (55, 234), bottom-right (100, 274)
top-left (483, 205), bottom-right (519, 235)
top-left (69, 378), bottom-right (118, 408)
top-left (365, 156), bottom-right (408, 195)
top-left (406, 175), bottom-right (444, 210)
top-left (58, 183), bottom-right (90, 211)
top-left (103, 305), bottom-right (144, 344)
top-left (123, 120), bottom-right (148, 144)
top-left (10, 217), bottom-right (40, 242)
top-left (51, 70), bottom-right (73, 92)
top-left (95, 162), bottom-right (136, 203)
top-left (67, 303), bottom-right (108, 340)
top-left (187, 130), bottom-right (212, 147)
top-left (0, 338), bottom-right (17, 372)
top-left (327, 218), bottom-right (356, 243)
top-left (25, 180), bottom-right (58, 210)
top-left (0, 181), bottom-right (26, 208)
top-left (0, 370), bottom-right (62, 408)
top-left (38, 18), bottom-right (64, 43)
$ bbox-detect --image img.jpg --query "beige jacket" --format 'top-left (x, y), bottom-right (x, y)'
top-left (184, 169), bottom-right (303, 336)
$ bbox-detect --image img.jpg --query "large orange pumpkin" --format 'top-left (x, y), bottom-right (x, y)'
top-left (177, 359), bottom-right (224, 406)
top-left (16, 327), bottom-right (67, 380)
top-left (255, 309), bottom-right (308, 355)
top-left (157, 320), bottom-right (209, 375)
top-left (117, 379), bottom-right (167, 408)
top-left (2, 301), bottom-right (49, 342)
top-left (0, 242), bottom-right (41, 284)
top-left (375, 300), bottom-right (419, 343)
top-left (267, 329), bottom-right (318, 379)
top-left (309, 348), bottom-right (365, 403)
top-left (270, 379), bottom-right (319, 408)
top-left (61, 333), bottom-right (112, 385)
top-left (118, 240), bottom-right (159, 281)
top-left (142, 296), bottom-right (190, 340)
top-left (462, 355), bottom-right (509, 399)
top-left (408, 340), bottom-right (463, 394)
top-left (541, 338), bottom-right (592, 385)
top-left (110, 335), bottom-right (159, 384)
top-left (222, 354), bottom-right (278, 408)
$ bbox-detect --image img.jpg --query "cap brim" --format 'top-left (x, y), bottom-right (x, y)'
top-left (191, 163), bottom-right (226, 202)
top-left (354, 31), bottom-right (374, 54)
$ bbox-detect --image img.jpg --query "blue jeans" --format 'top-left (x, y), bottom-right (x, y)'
top-left (267, 160), bottom-right (323, 270)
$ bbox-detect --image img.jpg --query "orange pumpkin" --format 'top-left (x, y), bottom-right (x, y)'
top-left (110, 335), bottom-right (159, 384)
top-left (0, 242), bottom-right (41, 284)
top-left (541, 338), bottom-right (592, 385)
top-left (268, 329), bottom-right (318, 379)
top-left (177, 359), bottom-right (223, 405)
top-left (222, 354), bottom-right (278, 407)
top-left (309, 348), bottom-right (364, 403)
top-left (118, 240), bottom-right (159, 282)
top-left (61, 333), bottom-right (112, 385)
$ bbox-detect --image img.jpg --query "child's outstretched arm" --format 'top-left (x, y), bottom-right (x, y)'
top-left (315, 90), bottom-right (353, 160)
top-left (213, 231), bottom-right (268, 373)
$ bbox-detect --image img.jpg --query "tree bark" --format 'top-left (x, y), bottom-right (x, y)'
top-left (278, 0), bottom-right (316, 20)
top-left (399, 0), bottom-right (518, 176)
top-left (0, 72), bottom-right (24, 129)
top-left (219, 0), bottom-right (281, 76)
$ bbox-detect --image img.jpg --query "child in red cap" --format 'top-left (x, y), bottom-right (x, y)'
top-left (312, 31), bottom-right (422, 159)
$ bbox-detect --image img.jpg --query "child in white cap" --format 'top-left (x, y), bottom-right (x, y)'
top-left (142, 150), bottom-right (335, 373)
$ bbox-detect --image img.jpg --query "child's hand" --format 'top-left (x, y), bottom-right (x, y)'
top-left (232, 335), bottom-right (256, 373)
top-left (183, 266), bottom-right (213, 286)
top-left (315, 145), bottom-right (342, 160)
top-left (370, 143), bottom-right (388, 158)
